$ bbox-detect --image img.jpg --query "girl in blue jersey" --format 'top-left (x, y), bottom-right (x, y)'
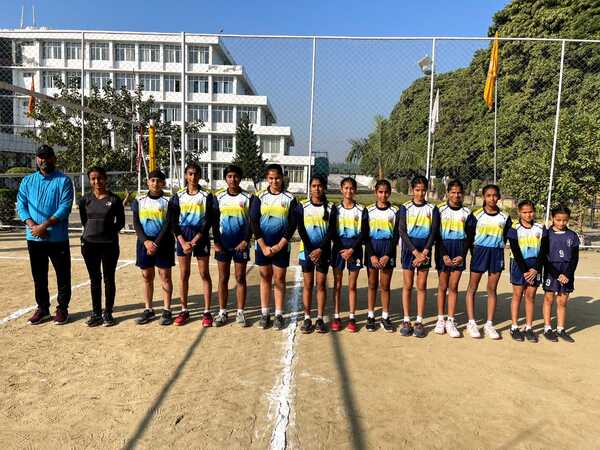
top-left (296, 175), bottom-right (336, 334)
top-left (170, 163), bottom-right (214, 327)
top-left (364, 179), bottom-right (399, 333)
top-left (250, 164), bottom-right (298, 331)
top-left (464, 184), bottom-right (512, 339)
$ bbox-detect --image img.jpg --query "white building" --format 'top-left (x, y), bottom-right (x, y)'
top-left (0, 28), bottom-right (312, 192)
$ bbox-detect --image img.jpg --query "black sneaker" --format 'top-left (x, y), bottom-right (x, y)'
top-left (274, 314), bottom-right (285, 331)
top-left (524, 328), bottom-right (538, 343)
top-left (366, 316), bottom-right (376, 332)
top-left (86, 313), bottom-right (103, 327)
top-left (102, 312), bottom-right (116, 327)
top-left (380, 317), bottom-right (395, 332)
top-left (159, 309), bottom-right (173, 326)
top-left (413, 322), bottom-right (426, 338)
top-left (300, 318), bottom-right (314, 334)
top-left (557, 329), bottom-right (575, 343)
top-left (510, 327), bottom-right (525, 342)
top-left (136, 308), bottom-right (156, 325)
top-left (315, 318), bottom-right (327, 333)
top-left (400, 321), bottom-right (413, 337)
top-left (259, 314), bottom-right (272, 329)
top-left (543, 328), bottom-right (558, 342)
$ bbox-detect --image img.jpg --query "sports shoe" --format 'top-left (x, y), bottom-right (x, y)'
top-left (466, 322), bottom-right (481, 338)
top-left (483, 323), bottom-right (500, 340)
top-left (414, 321), bottom-right (426, 338)
top-left (53, 308), bottom-right (69, 325)
top-left (557, 329), bottom-right (575, 343)
top-left (445, 319), bottom-right (460, 338)
top-left (301, 318), bottom-right (314, 334)
top-left (214, 311), bottom-right (228, 327)
top-left (136, 308), bottom-right (155, 325)
top-left (174, 310), bottom-right (190, 326)
top-left (259, 314), bottom-right (272, 329)
top-left (274, 314), bottom-right (285, 331)
top-left (543, 328), bottom-right (558, 342)
top-left (102, 312), bottom-right (116, 327)
top-left (27, 308), bottom-right (50, 325)
top-left (347, 318), bottom-right (357, 333)
top-left (524, 328), bottom-right (538, 343)
top-left (365, 316), bottom-right (376, 332)
top-left (400, 321), bottom-right (413, 337)
top-left (380, 317), bottom-right (395, 333)
top-left (86, 313), bottom-right (103, 327)
top-left (236, 310), bottom-right (248, 327)
top-left (315, 318), bottom-right (327, 333)
top-left (159, 309), bottom-right (173, 326)
top-left (510, 327), bottom-right (524, 342)
top-left (434, 318), bottom-right (446, 335)
top-left (202, 312), bottom-right (213, 327)
top-left (330, 318), bottom-right (342, 332)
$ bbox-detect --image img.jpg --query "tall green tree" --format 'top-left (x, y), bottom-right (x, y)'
top-left (232, 115), bottom-right (266, 189)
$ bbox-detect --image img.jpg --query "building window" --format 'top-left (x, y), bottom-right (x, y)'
top-left (139, 44), bottom-right (160, 62)
top-left (90, 72), bottom-right (111, 89)
top-left (162, 104), bottom-right (181, 122)
top-left (90, 42), bottom-right (109, 61)
top-left (261, 136), bottom-right (280, 155)
top-left (285, 166), bottom-right (304, 183)
top-left (188, 105), bottom-right (208, 122)
top-left (237, 106), bottom-right (257, 124)
top-left (212, 136), bottom-right (233, 153)
top-left (164, 74), bottom-right (181, 92)
top-left (188, 134), bottom-right (208, 152)
top-left (115, 73), bottom-right (135, 90)
top-left (188, 75), bottom-right (208, 93)
top-left (164, 45), bottom-right (181, 63)
top-left (22, 71), bottom-right (34, 87)
top-left (139, 73), bottom-right (160, 91)
top-left (212, 76), bottom-right (233, 94)
top-left (188, 46), bottom-right (209, 64)
top-left (42, 41), bottom-right (61, 59)
top-left (212, 106), bottom-right (233, 123)
top-left (65, 42), bottom-right (81, 60)
top-left (41, 71), bottom-right (61, 88)
top-left (114, 43), bottom-right (135, 61)
top-left (212, 163), bottom-right (228, 180)
top-left (66, 71), bottom-right (81, 89)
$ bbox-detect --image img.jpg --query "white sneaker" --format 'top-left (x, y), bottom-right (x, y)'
top-left (236, 310), bottom-right (248, 327)
top-left (434, 318), bottom-right (445, 334)
top-left (445, 319), bottom-right (460, 338)
top-left (466, 322), bottom-right (481, 338)
top-left (484, 323), bottom-right (500, 340)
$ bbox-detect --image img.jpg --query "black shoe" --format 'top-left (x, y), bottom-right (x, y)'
top-left (159, 309), bottom-right (173, 326)
top-left (274, 314), bottom-right (285, 330)
top-left (86, 313), bottom-right (103, 327)
top-left (315, 318), bottom-right (327, 333)
top-left (136, 308), bottom-right (155, 325)
top-left (413, 322), bottom-right (426, 338)
top-left (366, 316), bottom-right (376, 332)
top-left (102, 312), bottom-right (116, 327)
top-left (259, 314), bottom-right (272, 329)
top-left (524, 328), bottom-right (538, 343)
top-left (380, 317), bottom-right (395, 332)
top-left (300, 318), bottom-right (314, 334)
top-left (510, 327), bottom-right (525, 342)
top-left (400, 321), bottom-right (413, 336)
top-left (557, 329), bottom-right (575, 343)
top-left (543, 329), bottom-right (558, 342)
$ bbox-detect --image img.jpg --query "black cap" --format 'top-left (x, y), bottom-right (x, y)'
top-left (36, 145), bottom-right (55, 158)
top-left (148, 169), bottom-right (166, 181)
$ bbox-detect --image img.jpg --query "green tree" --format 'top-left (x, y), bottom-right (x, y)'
top-left (232, 115), bottom-right (266, 189)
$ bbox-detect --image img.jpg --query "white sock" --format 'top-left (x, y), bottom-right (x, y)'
top-left (305, 313), bottom-right (311, 320)
top-left (349, 313), bottom-right (355, 319)
top-left (525, 325), bottom-right (532, 331)
top-left (204, 309), bottom-right (209, 314)
top-left (438, 315), bottom-right (445, 321)
top-left (261, 307), bottom-right (269, 316)
top-left (334, 313), bottom-right (340, 319)
top-left (486, 320), bottom-right (493, 327)
top-left (416, 315), bottom-right (423, 323)
top-left (181, 308), bottom-right (188, 312)
top-left (237, 309), bottom-right (243, 314)
top-left (275, 309), bottom-right (283, 316)
top-left (382, 311), bottom-right (389, 320)
top-left (403, 316), bottom-right (410, 322)
top-left (219, 308), bottom-right (226, 315)
top-left (368, 311), bottom-right (374, 318)
top-left (557, 326), bottom-right (564, 332)
top-left (447, 316), bottom-right (454, 322)
top-left (468, 319), bottom-right (476, 325)
top-left (511, 324), bottom-right (518, 331)
top-left (544, 325), bottom-right (552, 332)
top-left (317, 315), bottom-right (323, 320)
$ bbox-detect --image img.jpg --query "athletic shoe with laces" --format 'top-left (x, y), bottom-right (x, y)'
top-left (483, 323), bottom-right (500, 340)
top-left (445, 319), bottom-right (460, 338)
top-left (274, 314), bottom-right (285, 331)
top-left (365, 316), bottom-right (376, 332)
top-left (524, 328), bottom-right (538, 343)
top-left (557, 329), bottom-right (574, 343)
top-left (544, 328), bottom-right (558, 342)
top-left (53, 308), bottom-right (69, 325)
top-left (434, 318), bottom-right (446, 335)
top-left (236, 310), bottom-right (248, 327)
top-left (136, 308), bottom-right (155, 325)
top-left (28, 308), bottom-right (50, 325)
top-left (86, 313), bottom-right (103, 327)
top-left (300, 318), bottom-right (314, 334)
top-left (259, 314), bottom-right (272, 329)
top-left (400, 321), bottom-right (413, 337)
top-left (102, 312), bottom-right (116, 327)
top-left (347, 318), bottom-right (357, 333)
top-left (315, 318), bottom-right (327, 333)
top-left (380, 317), bottom-right (395, 333)
top-left (510, 327), bottom-right (524, 342)
top-left (159, 309), bottom-right (173, 326)
top-left (174, 310), bottom-right (190, 326)
top-left (202, 312), bottom-right (213, 327)
top-left (466, 322), bottom-right (481, 338)
top-left (214, 311), bottom-right (228, 327)
top-left (330, 317), bottom-right (342, 332)
top-left (414, 321), bottom-right (426, 338)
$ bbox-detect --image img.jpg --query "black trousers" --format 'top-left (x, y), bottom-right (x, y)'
top-left (81, 240), bottom-right (120, 314)
top-left (27, 240), bottom-right (72, 312)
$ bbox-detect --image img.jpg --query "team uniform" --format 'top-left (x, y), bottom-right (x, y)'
top-left (364, 203), bottom-right (399, 269)
top-left (466, 208), bottom-right (512, 273)
top-left (398, 201), bottom-right (440, 270)
top-left (296, 199), bottom-right (335, 273)
top-left (330, 202), bottom-right (366, 272)
top-left (250, 188), bottom-right (297, 268)
top-left (132, 193), bottom-right (175, 269)
top-left (543, 228), bottom-right (579, 293)
top-left (435, 202), bottom-right (470, 272)
top-left (212, 188), bottom-right (253, 263)
top-left (507, 222), bottom-right (546, 286)
top-left (170, 188), bottom-right (213, 257)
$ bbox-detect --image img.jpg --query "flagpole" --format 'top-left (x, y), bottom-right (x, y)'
top-left (493, 77), bottom-right (498, 184)
top-left (425, 38), bottom-right (436, 180)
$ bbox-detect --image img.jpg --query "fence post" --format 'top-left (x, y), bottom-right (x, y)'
top-left (545, 39), bottom-right (566, 225)
top-left (425, 38), bottom-right (436, 179)
top-left (80, 31), bottom-right (85, 197)
top-left (180, 31), bottom-right (186, 182)
top-left (307, 36), bottom-right (317, 194)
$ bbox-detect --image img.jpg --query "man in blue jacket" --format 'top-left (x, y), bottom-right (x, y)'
top-left (17, 145), bottom-right (74, 325)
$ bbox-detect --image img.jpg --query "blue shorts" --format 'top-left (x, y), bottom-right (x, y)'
top-left (435, 239), bottom-right (466, 272)
top-left (366, 239), bottom-right (396, 269)
top-left (254, 242), bottom-right (291, 268)
top-left (331, 238), bottom-right (363, 272)
top-left (543, 262), bottom-right (574, 293)
top-left (510, 258), bottom-right (541, 286)
top-left (214, 245), bottom-right (250, 264)
top-left (401, 237), bottom-right (431, 271)
top-left (471, 246), bottom-right (505, 273)
top-left (136, 237), bottom-right (175, 269)
top-left (175, 226), bottom-right (210, 257)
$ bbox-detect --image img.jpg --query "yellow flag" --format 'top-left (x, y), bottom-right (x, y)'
top-left (483, 32), bottom-right (499, 111)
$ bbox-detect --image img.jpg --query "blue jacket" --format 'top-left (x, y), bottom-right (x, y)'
top-left (17, 170), bottom-right (73, 242)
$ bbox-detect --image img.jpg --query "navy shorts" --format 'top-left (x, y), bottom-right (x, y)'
top-left (435, 239), bottom-right (466, 272)
top-left (254, 242), bottom-right (291, 268)
top-left (543, 262), bottom-right (574, 293)
top-left (331, 239), bottom-right (363, 272)
top-left (176, 227), bottom-right (210, 257)
top-left (299, 249), bottom-right (330, 274)
top-left (470, 246), bottom-right (505, 273)
top-left (366, 239), bottom-right (396, 269)
top-left (136, 238), bottom-right (175, 269)
top-left (401, 237), bottom-right (431, 271)
top-left (215, 246), bottom-right (250, 263)
top-left (510, 258), bottom-right (541, 286)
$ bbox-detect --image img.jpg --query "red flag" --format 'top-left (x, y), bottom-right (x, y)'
top-left (27, 78), bottom-right (36, 116)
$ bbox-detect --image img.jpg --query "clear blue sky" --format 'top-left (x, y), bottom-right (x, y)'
top-left (3, 0), bottom-right (510, 162)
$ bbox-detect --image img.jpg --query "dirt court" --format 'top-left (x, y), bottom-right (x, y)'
top-left (1, 230), bottom-right (600, 450)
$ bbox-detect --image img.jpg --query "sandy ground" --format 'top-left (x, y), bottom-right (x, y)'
top-left (1, 231), bottom-right (600, 449)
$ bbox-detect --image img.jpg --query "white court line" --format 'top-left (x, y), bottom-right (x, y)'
top-left (269, 266), bottom-right (303, 450)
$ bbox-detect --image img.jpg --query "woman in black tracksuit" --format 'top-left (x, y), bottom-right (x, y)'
top-left (79, 166), bottom-right (125, 327)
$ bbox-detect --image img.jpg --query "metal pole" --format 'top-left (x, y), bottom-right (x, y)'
top-left (425, 38), bottom-right (436, 179)
top-left (493, 77), bottom-right (498, 184)
top-left (180, 31), bottom-right (186, 181)
top-left (306, 36), bottom-right (317, 194)
top-left (80, 32), bottom-right (85, 197)
top-left (169, 136), bottom-right (174, 189)
top-left (545, 40), bottom-right (566, 225)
